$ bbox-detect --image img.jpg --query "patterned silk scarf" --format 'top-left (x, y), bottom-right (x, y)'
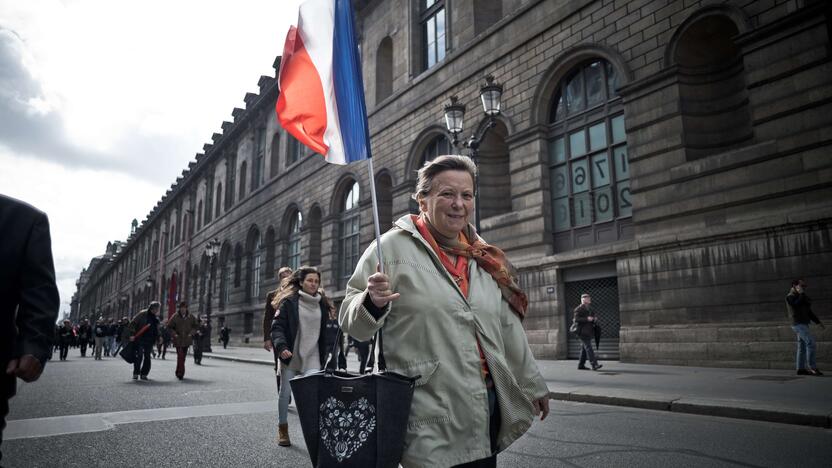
top-left (413, 214), bottom-right (528, 319)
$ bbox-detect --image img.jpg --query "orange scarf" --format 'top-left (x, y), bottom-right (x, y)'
top-left (413, 214), bottom-right (528, 319)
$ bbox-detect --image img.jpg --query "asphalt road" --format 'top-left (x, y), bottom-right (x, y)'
top-left (3, 352), bottom-right (831, 467)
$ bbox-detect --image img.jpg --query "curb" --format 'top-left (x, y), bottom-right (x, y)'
top-left (204, 354), bottom-right (831, 429)
top-left (549, 391), bottom-right (832, 429)
top-left (203, 354), bottom-right (274, 366)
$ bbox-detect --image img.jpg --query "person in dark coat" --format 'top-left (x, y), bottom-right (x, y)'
top-left (573, 293), bottom-right (602, 371)
top-left (270, 266), bottom-right (332, 447)
top-left (786, 279), bottom-right (825, 376)
top-left (0, 194), bottom-right (60, 464)
top-left (219, 326), bottom-right (231, 349)
top-left (57, 320), bottom-right (73, 361)
top-left (192, 318), bottom-right (209, 365)
top-left (77, 319), bottom-right (91, 357)
top-left (127, 302), bottom-right (161, 380)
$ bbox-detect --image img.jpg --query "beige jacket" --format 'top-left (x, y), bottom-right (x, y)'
top-left (340, 215), bottom-right (549, 468)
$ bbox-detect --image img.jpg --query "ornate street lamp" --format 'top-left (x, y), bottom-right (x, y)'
top-left (443, 75), bottom-right (504, 232)
top-left (203, 238), bottom-right (221, 352)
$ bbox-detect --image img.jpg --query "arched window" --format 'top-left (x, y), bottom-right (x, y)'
top-left (219, 244), bottom-right (230, 309)
top-left (376, 37), bottom-right (393, 103)
top-left (252, 127), bottom-right (266, 190)
top-left (375, 173), bottom-right (393, 229)
top-left (307, 205), bottom-right (323, 266)
top-left (215, 183), bottom-right (222, 218)
top-left (252, 235), bottom-right (262, 300)
top-left (197, 200), bottom-right (203, 231)
top-left (287, 137), bottom-right (305, 166)
top-left (239, 161), bottom-right (248, 200)
top-left (192, 263), bottom-right (199, 300)
top-left (288, 211), bottom-right (303, 271)
top-left (234, 244), bottom-right (243, 287)
top-left (421, 134), bottom-right (452, 167)
top-left (548, 59), bottom-right (630, 252)
top-left (339, 181), bottom-right (360, 288)
top-left (673, 14), bottom-right (752, 159)
top-left (265, 227), bottom-right (276, 279)
top-left (411, 134), bottom-right (451, 213)
top-left (270, 133), bottom-right (281, 177)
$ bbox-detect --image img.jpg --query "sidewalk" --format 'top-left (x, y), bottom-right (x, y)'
top-left (204, 346), bottom-right (832, 428)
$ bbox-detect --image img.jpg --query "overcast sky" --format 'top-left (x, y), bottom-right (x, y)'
top-left (0, 0), bottom-right (303, 319)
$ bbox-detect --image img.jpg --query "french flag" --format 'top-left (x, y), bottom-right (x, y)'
top-left (276, 0), bottom-right (371, 165)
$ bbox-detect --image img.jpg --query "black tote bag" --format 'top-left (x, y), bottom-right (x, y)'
top-left (119, 323), bottom-right (151, 364)
top-left (290, 330), bottom-right (417, 468)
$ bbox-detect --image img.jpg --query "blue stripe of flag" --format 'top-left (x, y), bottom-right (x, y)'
top-left (333, 0), bottom-right (371, 163)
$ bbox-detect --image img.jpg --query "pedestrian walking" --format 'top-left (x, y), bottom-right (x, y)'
top-left (340, 155), bottom-right (550, 467)
top-left (57, 320), bottom-right (73, 361)
top-left (262, 266), bottom-right (294, 424)
top-left (192, 318), bottom-right (209, 365)
top-left (0, 194), bottom-right (60, 464)
top-left (113, 317), bottom-right (129, 356)
top-left (219, 325), bottom-right (231, 349)
top-left (322, 293), bottom-right (347, 371)
top-left (786, 279), bottom-right (825, 376)
top-left (573, 294), bottom-right (603, 371)
top-left (77, 319), bottom-right (91, 357)
top-left (105, 318), bottom-right (117, 357)
top-left (93, 317), bottom-right (107, 360)
top-left (127, 302), bottom-right (161, 380)
top-left (167, 301), bottom-right (199, 380)
top-left (270, 266), bottom-right (336, 447)
top-left (158, 325), bottom-right (171, 360)
top-left (350, 336), bottom-right (375, 374)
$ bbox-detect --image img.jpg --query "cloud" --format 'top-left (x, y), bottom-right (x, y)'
top-left (0, 27), bottom-right (199, 182)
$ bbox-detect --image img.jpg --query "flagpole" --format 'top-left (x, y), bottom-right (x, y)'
top-left (366, 157), bottom-right (385, 275)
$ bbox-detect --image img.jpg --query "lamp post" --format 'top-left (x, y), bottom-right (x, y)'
top-left (203, 238), bottom-right (221, 352)
top-left (443, 75), bottom-right (504, 232)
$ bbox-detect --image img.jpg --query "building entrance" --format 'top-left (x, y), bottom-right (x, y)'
top-left (565, 276), bottom-right (620, 360)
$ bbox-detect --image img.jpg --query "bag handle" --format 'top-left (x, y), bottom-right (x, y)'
top-left (324, 327), bottom-right (386, 373)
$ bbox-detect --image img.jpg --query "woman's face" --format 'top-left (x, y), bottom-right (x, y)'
top-left (301, 272), bottom-right (320, 296)
top-left (419, 169), bottom-right (475, 238)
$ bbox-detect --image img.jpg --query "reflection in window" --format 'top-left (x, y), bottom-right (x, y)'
top-left (547, 59), bottom-right (630, 250)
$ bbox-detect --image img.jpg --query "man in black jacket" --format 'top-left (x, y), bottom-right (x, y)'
top-left (573, 293), bottom-right (602, 371)
top-left (0, 194), bottom-right (60, 464)
top-left (786, 279), bottom-right (825, 376)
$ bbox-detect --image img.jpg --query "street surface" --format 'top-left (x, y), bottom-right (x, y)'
top-left (3, 351), bottom-right (831, 467)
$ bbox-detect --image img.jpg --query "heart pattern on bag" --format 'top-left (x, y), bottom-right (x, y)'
top-left (319, 396), bottom-right (377, 462)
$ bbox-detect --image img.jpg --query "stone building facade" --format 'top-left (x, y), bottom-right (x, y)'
top-left (74, 0), bottom-right (831, 367)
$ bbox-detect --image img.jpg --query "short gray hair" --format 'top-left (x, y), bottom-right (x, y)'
top-left (412, 155), bottom-right (477, 201)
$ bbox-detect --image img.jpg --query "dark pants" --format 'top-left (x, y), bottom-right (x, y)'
top-left (1, 375), bottom-right (13, 466)
top-left (59, 344), bottom-right (69, 360)
top-left (175, 346), bottom-right (188, 378)
top-left (578, 335), bottom-right (599, 368)
top-left (222, 339), bottom-right (229, 349)
top-left (193, 341), bottom-right (203, 364)
top-left (133, 343), bottom-right (152, 376)
top-left (453, 385), bottom-right (501, 468)
top-left (79, 341), bottom-right (87, 357)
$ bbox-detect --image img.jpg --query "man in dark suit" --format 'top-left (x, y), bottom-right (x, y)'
top-left (0, 194), bottom-right (60, 463)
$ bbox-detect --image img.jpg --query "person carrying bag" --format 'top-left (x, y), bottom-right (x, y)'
top-left (290, 328), bottom-right (416, 468)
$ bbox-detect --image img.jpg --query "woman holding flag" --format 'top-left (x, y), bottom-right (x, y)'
top-left (340, 156), bottom-right (550, 467)
top-left (277, 2), bottom-right (547, 465)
